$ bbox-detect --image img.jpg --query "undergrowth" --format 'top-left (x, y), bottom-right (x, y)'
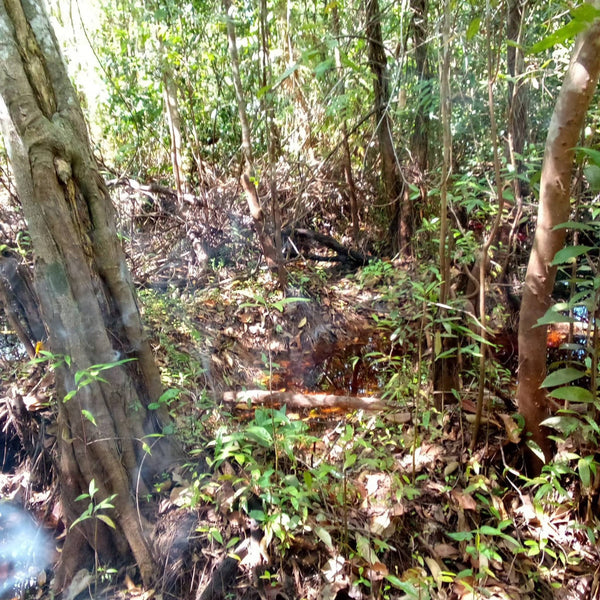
top-left (137, 262), bottom-right (600, 599)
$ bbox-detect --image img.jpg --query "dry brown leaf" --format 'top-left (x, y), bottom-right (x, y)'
top-left (450, 489), bottom-right (478, 511)
top-left (432, 543), bottom-right (460, 559)
top-left (499, 413), bottom-right (521, 443)
top-left (424, 556), bottom-right (443, 586)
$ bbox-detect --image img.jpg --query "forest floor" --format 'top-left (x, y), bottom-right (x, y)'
top-left (1, 190), bottom-right (599, 600)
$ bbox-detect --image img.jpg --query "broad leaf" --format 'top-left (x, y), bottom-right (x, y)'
top-left (552, 220), bottom-right (594, 232)
top-left (577, 147), bottom-right (600, 167)
top-left (466, 17), bottom-right (481, 41)
top-left (548, 386), bottom-right (594, 403)
top-left (529, 19), bottom-right (588, 54)
top-left (551, 245), bottom-right (593, 266)
top-left (541, 367), bottom-right (585, 388)
top-left (540, 415), bottom-right (581, 435)
top-left (314, 525), bottom-right (333, 549)
top-left (96, 514), bottom-right (116, 530)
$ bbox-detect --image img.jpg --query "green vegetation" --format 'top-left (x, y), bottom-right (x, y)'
top-left (1, 0), bottom-right (600, 598)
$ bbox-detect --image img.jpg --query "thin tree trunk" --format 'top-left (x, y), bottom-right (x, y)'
top-left (365, 0), bottom-right (406, 253)
top-left (406, 0), bottom-right (430, 253)
top-left (471, 0), bottom-right (506, 448)
top-left (162, 68), bottom-right (186, 204)
top-left (517, 13), bottom-right (600, 473)
top-left (506, 0), bottom-right (528, 195)
top-left (332, 4), bottom-right (360, 246)
top-left (433, 0), bottom-right (456, 408)
top-left (223, 0), bottom-right (280, 272)
top-left (260, 0), bottom-right (287, 288)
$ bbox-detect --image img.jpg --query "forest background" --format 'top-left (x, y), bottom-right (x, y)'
top-left (1, 0), bottom-right (600, 599)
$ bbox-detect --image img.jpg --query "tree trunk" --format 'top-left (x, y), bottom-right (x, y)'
top-left (506, 0), bottom-right (529, 196)
top-left (517, 14), bottom-right (600, 473)
top-left (331, 4), bottom-right (360, 246)
top-left (162, 68), bottom-right (187, 204)
top-left (0, 0), bottom-right (179, 589)
top-left (432, 0), bottom-right (457, 408)
top-left (365, 0), bottom-right (406, 253)
top-left (0, 249), bottom-right (45, 358)
top-left (406, 0), bottom-right (430, 251)
top-left (223, 0), bottom-right (281, 274)
top-left (259, 0), bottom-right (287, 288)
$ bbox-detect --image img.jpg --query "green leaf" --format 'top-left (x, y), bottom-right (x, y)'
top-left (541, 367), bottom-right (585, 388)
top-left (384, 574), bottom-right (419, 593)
top-left (447, 531), bottom-right (473, 541)
top-left (529, 19), bottom-right (588, 54)
top-left (70, 514), bottom-right (90, 530)
top-left (244, 425), bottom-right (273, 447)
top-left (158, 388), bottom-right (180, 403)
top-left (584, 165), bottom-right (600, 192)
top-left (249, 509), bottom-right (266, 521)
top-left (210, 528), bottom-right (223, 544)
top-left (64, 390), bottom-right (77, 402)
top-left (466, 17), bottom-right (481, 41)
top-left (343, 452), bottom-right (357, 470)
top-left (315, 525), bottom-right (333, 549)
top-left (340, 54), bottom-right (361, 72)
top-left (577, 147), bottom-right (600, 167)
top-left (541, 415), bottom-right (581, 435)
top-left (552, 220), bottom-right (594, 232)
top-left (356, 533), bottom-right (378, 565)
top-left (314, 58), bottom-right (335, 78)
top-left (271, 297), bottom-right (311, 312)
top-left (81, 410), bottom-right (97, 426)
top-left (551, 245), bottom-right (593, 265)
top-left (535, 310), bottom-right (575, 326)
top-left (96, 514), bottom-right (116, 530)
top-left (571, 4), bottom-right (600, 22)
top-left (578, 458), bottom-right (591, 488)
top-left (548, 386), bottom-right (594, 403)
top-left (479, 525), bottom-right (502, 536)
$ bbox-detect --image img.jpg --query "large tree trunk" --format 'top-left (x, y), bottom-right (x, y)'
top-left (517, 14), bottom-right (600, 472)
top-left (0, 0), bottom-right (178, 589)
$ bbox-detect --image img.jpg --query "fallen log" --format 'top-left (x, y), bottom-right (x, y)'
top-left (222, 390), bottom-right (387, 412)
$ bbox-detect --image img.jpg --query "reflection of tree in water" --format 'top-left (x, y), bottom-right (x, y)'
top-left (0, 503), bottom-right (51, 597)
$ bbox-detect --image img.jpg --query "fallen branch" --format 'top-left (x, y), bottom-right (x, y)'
top-left (284, 227), bottom-right (369, 266)
top-left (223, 390), bottom-right (387, 412)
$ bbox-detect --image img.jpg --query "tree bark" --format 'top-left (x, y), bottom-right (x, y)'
top-left (365, 0), bottom-right (406, 253)
top-left (432, 0), bottom-right (457, 408)
top-left (0, 249), bottom-right (45, 358)
top-left (517, 13), bottom-right (600, 472)
top-left (331, 4), bottom-right (360, 246)
top-left (0, 0), bottom-right (179, 589)
top-left (506, 0), bottom-right (529, 194)
top-left (162, 67), bottom-right (187, 204)
top-left (223, 0), bottom-right (281, 274)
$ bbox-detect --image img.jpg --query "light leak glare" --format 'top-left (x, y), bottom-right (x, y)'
top-left (0, 503), bottom-right (52, 596)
